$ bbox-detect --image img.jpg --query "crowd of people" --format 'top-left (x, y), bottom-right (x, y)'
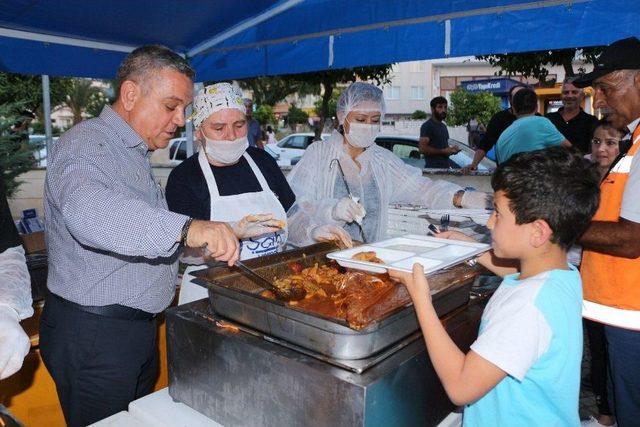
top-left (0, 36), bottom-right (639, 427)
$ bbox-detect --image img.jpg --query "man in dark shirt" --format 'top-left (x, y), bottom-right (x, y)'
top-left (419, 96), bottom-right (460, 168)
top-left (462, 83), bottom-right (529, 173)
top-left (244, 99), bottom-right (264, 149)
top-left (545, 78), bottom-right (599, 154)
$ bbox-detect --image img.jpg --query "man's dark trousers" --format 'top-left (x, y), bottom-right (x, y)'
top-left (39, 293), bottom-right (158, 426)
top-left (606, 325), bottom-right (640, 427)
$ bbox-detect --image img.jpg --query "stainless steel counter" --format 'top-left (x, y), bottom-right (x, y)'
top-left (167, 296), bottom-right (487, 427)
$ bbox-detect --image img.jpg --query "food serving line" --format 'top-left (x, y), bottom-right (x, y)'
top-left (95, 208), bottom-right (494, 427)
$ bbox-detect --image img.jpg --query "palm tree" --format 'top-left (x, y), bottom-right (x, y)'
top-left (63, 78), bottom-right (102, 125)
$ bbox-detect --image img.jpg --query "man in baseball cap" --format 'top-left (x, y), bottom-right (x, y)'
top-left (573, 37), bottom-right (640, 130)
top-left (576, 36), bottom-right (640, 427)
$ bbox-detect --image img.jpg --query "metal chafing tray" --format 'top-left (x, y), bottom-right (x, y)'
top-left (192, 243), bottom-right (478, 360)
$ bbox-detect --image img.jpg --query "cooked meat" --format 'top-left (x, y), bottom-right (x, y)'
top-left (288, 262), bottom-right (304, 274)
top-left (351, 251), bottom-right (384, 264)
top-left (267, 261), bottom-right (409, 330)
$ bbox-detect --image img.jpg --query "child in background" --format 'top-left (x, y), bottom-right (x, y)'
top-left (390, 146), bottom-right (601, 426)
top-left (581, 120), bottom-right (626, 427)
top-left (589, 119), bottom-right (627, 178)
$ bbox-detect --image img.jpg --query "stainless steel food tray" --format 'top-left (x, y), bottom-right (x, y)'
top-left (192, 243), bottom-right (477, 360)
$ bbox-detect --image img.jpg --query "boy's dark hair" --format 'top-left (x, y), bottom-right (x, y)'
top-left (511, 88), bottom-right (538, 115)
top-left (491, 146), bottom-right (601, 250)
top-left (430, 96), bottom-right (447, 109)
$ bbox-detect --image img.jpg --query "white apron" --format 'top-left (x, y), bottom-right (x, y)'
top-left (178, 150), bottom-right (287, 305)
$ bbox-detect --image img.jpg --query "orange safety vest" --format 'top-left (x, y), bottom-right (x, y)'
top-left (581, 127), bottom-right (640, 310)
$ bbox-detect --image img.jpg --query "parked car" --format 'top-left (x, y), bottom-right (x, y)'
top-left (374, 134), bottom-right (496, 171)
top-left (167, 137), bottom-right (189, 165)
top-left (264, 133), bottom-right (331, 166)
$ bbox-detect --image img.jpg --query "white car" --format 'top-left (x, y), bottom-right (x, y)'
top-left (374, 134), bottom-right (496, 171)
top-left (265, 133), bottom-right (331, 166)
top-left (167, 137), bottom-right (189, 165)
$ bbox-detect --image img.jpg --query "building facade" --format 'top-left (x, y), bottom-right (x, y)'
top-left (381, 56), bottom-right (594, 119)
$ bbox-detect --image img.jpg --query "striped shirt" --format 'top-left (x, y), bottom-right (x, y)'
top-left (44, 106), bottom-right (188, 313)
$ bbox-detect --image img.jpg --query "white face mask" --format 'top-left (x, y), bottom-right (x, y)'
top-left (204, 136), bottom-right (249, 164)
top-left (345, 122), bottom-right (380, 148)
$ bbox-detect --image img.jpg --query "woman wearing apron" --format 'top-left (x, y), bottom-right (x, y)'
top-left (166, 83), bottom-right (350, 304)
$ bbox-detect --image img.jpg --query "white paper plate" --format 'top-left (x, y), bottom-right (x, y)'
top-left (327, 235), bottom-right (490, 274)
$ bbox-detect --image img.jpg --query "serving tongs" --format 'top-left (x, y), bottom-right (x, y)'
top-left (235, 261), bottom-right (306, 301)
top-left (330, 158), bottom-right (367, 243)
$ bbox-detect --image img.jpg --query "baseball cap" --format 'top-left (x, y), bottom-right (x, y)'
top-left (573, 37), bottom-right (640, 88)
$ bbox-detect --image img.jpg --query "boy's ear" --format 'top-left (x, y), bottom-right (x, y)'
top-left (530, 219), bottom-right (554, 248)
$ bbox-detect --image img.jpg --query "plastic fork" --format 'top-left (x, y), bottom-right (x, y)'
top-left (440, 214), bottom-right (450, 232)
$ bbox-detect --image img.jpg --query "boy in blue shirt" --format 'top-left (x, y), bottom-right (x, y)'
top-left (390, 146), bottom-right (601, 426)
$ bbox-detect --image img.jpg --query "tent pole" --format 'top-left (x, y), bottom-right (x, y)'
top-left (42, 75), bottom-right (53, 160)
top-left (185, 82), bottom-right (203, 157)
top-left (185, 103), bottom-right (193, 158)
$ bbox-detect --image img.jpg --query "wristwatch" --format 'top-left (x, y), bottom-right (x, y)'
top-left (180, 217), bottom-right (194, 246)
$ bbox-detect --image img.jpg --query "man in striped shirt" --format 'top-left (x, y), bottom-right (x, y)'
top-left (40, 45), bottom-right (240, 426)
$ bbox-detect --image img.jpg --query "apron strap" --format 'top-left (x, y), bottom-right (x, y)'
top-left (242, 152), bottom-right (270, 191)
top-left (198, 149), bottom-right (222, 198)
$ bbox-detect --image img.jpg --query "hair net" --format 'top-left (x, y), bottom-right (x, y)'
top-left (191, 83), bottom-right (246, 128)
top-left (336, 82), bottom-right (386, 125)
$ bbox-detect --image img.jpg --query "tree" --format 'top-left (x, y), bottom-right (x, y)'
top-left (476, 46), bottom-right (603, 85)
top-left (30, 121), bottom-right (64, 136)
top-left (411, 110), bottom-right (428, 120)
top-left (290, 65), bottom-right (394, 139)
top-left (287, 104), bottom-right (308, 130)
top-left (84, 90), bottom-right (111, 119)
top-left (254, 104), bottom-right (276, 126)
top-left (86, 80), bottom-right (115, 119)
top-left (237, 77), bottom-right (300, 106)
top-left (0, 72), bottom-right (73, 121)
top-left (313, 88), bottom-right (341, 123)
top-left (63, 78), bottom-right (103, 125)
top-left (236, 76), bottom-right (320, 107)
top-left (0, 105), bottom-right (39, 196)
top-left (447, 88), bottom-right (501, 127)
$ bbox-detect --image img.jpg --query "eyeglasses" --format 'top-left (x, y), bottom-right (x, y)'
top-left (591, 138), bottom-right (621, 147)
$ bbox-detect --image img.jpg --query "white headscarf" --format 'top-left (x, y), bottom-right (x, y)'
top-left (191, 83), bottom-right (246, 128)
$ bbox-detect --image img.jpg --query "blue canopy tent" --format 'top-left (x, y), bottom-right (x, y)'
top-left (0, 0), bottom-right (638, 154)
top-left (0, 0), bottom-right (638, 80)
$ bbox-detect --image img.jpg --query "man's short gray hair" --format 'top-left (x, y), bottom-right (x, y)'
top-left (116, 45), bottom-right (195, 96)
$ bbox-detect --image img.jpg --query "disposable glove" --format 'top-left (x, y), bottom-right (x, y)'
top-left (0, 305), bottom-right (30, 380)
top-left (331, 197), bottom-right (366, 224)
top-left (461, 191), bottom-right (494, 210)
top-left (230, 214), bottom-right (285, 239)
top-left (310, 224), bottom-right (353, 249)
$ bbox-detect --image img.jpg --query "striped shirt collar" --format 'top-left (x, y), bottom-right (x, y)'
top-left (99, 105), bottom-right (148, 153)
